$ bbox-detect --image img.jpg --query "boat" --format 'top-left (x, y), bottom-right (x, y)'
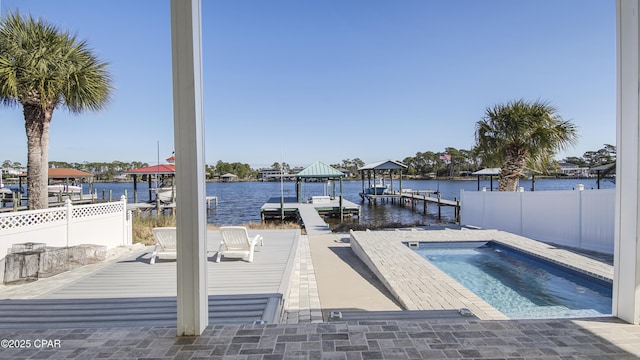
top-left (0, 170), bottom-right (15, 198)
top-left (0, 187), bottom-right (12, 198)
top-left (365, 180), bottom-right (389, 195)
top-left (47, 184), bottom-right (83, 194)
top-left (151, 180), bottom-right (175, 203)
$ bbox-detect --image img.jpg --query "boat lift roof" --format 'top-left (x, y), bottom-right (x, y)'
top-left (358, 160), bottom-right (407, 171)
top-left (125, 164), bottom-right (176, 175)
top-left (18, 168), bottom-right (94, 179)
top-left (471, 168), bottom-right (501, 176)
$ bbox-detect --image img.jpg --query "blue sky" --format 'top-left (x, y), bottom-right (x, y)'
top-left (1, 0), bottom-right (615, 168)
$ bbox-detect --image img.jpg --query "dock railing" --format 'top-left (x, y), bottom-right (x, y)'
top-left (460, 188), bottom-right (615, 254)
top-left (0, 196), bottom-right (132, 260)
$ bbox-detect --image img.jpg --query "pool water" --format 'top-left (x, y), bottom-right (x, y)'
top-left (411, 242), bottom-right (612, 319)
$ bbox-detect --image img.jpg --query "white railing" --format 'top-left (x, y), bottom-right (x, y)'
top-left (0, 196), bottom-right (132, 260)
top-left (460, 188), bottom-right (615, 254)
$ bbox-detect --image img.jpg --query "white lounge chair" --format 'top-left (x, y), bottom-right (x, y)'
top-left (216, 226), bottom-right (263, 263)
top-left (150, 227), bottom-right (177, 264)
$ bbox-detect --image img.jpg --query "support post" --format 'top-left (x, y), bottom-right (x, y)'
top-left (423, 195), bottom-right (427, 214)
top-left (121, 195), bottom-right (128, 246)
top-left (171, 0), bottom-right (208, 335)
top-left (614, 0), bottom-right (640, 325)
top-left (133, 175), bottom-right (138, 203)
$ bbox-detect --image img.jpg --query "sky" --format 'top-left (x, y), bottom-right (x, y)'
top-left (0, 0), bottom-right (616, 169)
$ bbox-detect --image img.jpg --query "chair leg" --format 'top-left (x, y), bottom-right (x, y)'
top-left (247, 245), bottom-right (255, 262)
top-left (150, 245), bottom-right (158, 264)
top-left (215, 252), bottom-right (221, 263)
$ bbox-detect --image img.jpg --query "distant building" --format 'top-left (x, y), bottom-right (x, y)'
top-left (258, 169), bottom-right (295, 181)
top-left (220, 173), bottom-right (238, 182)
top-left (558, 162), bottom-right (591, 177)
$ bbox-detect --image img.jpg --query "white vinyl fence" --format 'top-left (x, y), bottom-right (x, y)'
top-left (460, 188), bottom-right (615, 254)
top-left (0, 196), bottom-right (132, 260)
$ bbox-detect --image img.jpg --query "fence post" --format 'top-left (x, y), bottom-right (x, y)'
top-left (121, 195), bottom-right (129, 246)
top-left (481, 188), bottom-right (487, 228)
top-left (519, 189), bottom-right (523, 235)
top-left (65, 199), bottom-right (73, 248)
top-left (577, 185), bottom-right (583, 249)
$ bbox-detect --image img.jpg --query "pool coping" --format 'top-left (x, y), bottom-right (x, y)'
top-left (349, 227), bottom-right (614, 321)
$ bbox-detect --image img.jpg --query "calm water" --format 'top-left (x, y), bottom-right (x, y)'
top-left (84, 178), bottom-right (615, 226)
top-left (412, 241), bottom-right (612, 319)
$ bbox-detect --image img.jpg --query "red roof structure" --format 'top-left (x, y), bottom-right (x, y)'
top-left (47, 168), bottom-right (94, 178)
top-left (126, 164), bottom-right (176, 175)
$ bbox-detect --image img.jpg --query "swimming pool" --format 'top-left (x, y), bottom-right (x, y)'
top-left (409, 241), bottom-right (612, 319)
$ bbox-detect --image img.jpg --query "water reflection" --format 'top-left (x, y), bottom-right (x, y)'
top-left (84, 178), bottom-right (614, 226)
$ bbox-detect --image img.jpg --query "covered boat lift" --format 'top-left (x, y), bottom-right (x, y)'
top-left (471, 168), bottom-right (501, 191)
top-left (358, 160), bottom-right (407, 198)
top-left (591, 162), bottom-right (616, 189)
top-left (295, 161), bottom-right (347, 217)
top-left (125, 163), bottom-right (176, 203)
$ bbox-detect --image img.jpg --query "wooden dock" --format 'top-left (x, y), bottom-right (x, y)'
top-left (260, 197), bottom-right (360, 235)
top-left (360, 190), bottom-right (460, 222)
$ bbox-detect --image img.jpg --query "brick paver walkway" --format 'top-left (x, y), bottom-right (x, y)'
top-left (1, 317), bottom-right (639, 359)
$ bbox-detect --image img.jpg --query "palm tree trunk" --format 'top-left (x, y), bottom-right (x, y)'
top-left (24, 104), bottom-right (52, 210)
top-left (499, 148), bottom-right (527, 192)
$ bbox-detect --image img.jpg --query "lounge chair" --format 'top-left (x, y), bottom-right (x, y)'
top-left (216, 226), bottom-right (263, 263)
top-left (150, 227), bottom-right (177, 264)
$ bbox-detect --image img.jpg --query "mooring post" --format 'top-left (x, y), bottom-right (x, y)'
top-left (423, 195), bottom-right (427, 214)
top-left (437, 193), bottom-right (442, 220)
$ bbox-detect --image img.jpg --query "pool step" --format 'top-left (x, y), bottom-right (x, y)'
top-left (326, 309), bottom-right (476, 322)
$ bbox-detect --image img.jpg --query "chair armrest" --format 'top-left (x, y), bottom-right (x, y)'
top-left (250, 234), bottom-right (264, 246)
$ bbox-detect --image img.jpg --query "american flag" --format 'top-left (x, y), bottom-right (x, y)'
top-left (439, 153), bottom-right (451, 161)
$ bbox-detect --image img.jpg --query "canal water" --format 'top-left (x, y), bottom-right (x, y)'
top-left (85, 178), bottom-right (615, 227)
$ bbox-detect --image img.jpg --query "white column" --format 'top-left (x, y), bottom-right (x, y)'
top-left (614, 0), bottom-right (640, 325)
top-left (170, 0), bottom-right (208, 335)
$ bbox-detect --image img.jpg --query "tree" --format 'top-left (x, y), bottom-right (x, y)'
top-left (474, 99), bottom-right (578, 191)
top-left (0, 13), bottom-right (112, 209)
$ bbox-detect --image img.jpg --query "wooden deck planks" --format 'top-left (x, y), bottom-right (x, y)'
top-left (0, 229), bottom-right (299, 328)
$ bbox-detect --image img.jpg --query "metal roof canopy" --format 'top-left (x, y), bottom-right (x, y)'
top-left (295, 161), bottom-right (345, 178)
top-left (591, 162), bottom-right (616, 172)
top-left (471, 168), bottom-right (501, 176)
top-left (125, 164), bottom-right (176, 175)
top-left (19, 168), bottom-right (94, 179)
top-left (358, 160), bottom-right (407, 171)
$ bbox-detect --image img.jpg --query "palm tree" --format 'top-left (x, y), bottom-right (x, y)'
top-left (0, 12), bottom-right (112, 209)
top-left (474, 99), bottom-right (578, 191)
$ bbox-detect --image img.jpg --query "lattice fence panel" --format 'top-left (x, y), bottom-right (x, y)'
top-left (0, 208), bottom-right (67, 231)
top-left (72, 202), bottom-right (124, 219)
